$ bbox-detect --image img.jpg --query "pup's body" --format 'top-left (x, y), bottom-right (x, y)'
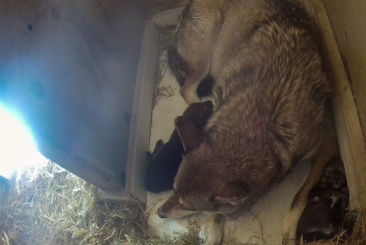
top-left (144, 101), bottom-right (213, 193)
top-left (297, 187), bottom-right (349, 241)
top-left (297, 159), bottom-right (349, 242)
top-left (161, 0), bottom-right (337, 244)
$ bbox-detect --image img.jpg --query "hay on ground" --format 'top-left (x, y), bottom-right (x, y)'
top-left (0, 160), bottom-right (201, 245)
top-left (301, 209), bottom-right (366, 245)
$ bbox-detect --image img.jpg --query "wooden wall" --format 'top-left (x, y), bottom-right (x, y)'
top-left (324, 1), bottom-right (366, 134)
top-left (320, 0), bottom-right (366, 206)
top-left (0, 0), bottom-right (147, 190)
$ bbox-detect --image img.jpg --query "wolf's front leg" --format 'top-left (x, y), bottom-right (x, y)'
top-left (199, 214), bottom-right (225, 245)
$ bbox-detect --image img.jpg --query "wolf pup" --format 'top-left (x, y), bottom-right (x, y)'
top-left (319, 158), bottom-right (347, 189)
top-left (159, 0), bottom-right (336, 244)
top-left (144, 100), bottom-right (214, 193)
top-left (297, 158), bottom-right (349, 242)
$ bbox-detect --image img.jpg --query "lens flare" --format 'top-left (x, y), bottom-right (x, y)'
top-left (0, 105), bottom-right (45, 179)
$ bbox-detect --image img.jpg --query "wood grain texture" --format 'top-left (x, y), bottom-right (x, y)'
top-left (0, 0), bottom-right (146, 191)
top-left (323, 0), bottom-right (366, 134)
top-left (304, 0), bottom-right (366, 208)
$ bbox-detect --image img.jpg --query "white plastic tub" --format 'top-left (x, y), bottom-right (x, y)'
top-left (127, 6), bottom-right (311, 244)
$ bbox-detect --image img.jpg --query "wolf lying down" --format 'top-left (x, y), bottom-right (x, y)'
top-left (157, 0), bottom-right (338, 244)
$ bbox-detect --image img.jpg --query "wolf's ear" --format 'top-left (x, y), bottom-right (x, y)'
top-left (175, 116), bottom-right (203, 152)
top-left (214, 184), bottom-right (249, 205)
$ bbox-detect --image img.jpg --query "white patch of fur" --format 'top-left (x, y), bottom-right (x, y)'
top-left (181, 88), bottom-right (201, 105)
top-left (198, 216), bottom-right (224, 245)
top-left (330, 195), bottom-right (339, 209)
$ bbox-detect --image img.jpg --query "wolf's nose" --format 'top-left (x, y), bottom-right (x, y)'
top-left (157, 207), bottom-right (166, 219)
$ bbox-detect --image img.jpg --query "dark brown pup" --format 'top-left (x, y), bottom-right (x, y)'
top-left (144, 100), bottom-right (213, 193)
top-left (297, 158), bottom-right (349, 242)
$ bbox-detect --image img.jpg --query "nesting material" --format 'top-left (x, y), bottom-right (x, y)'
top-left (301, 209), bottom-right (366, 245)
top-left (0, 160), bottom-right (204, 245)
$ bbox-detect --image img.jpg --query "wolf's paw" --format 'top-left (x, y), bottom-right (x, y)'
top-left (199, 222), bottom-right (223, 245)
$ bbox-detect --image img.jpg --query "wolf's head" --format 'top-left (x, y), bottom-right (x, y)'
top-left (157, 116), bottom-right (249, 219)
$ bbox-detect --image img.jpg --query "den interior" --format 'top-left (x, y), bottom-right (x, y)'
top-left (0, 0), bottom-right (365, 244)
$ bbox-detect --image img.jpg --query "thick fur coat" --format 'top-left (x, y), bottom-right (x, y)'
top-left (158, 1), bottom-right (338, 244)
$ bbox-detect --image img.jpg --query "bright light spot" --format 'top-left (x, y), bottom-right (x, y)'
top-left (0, 104), bottom-right (45, 180)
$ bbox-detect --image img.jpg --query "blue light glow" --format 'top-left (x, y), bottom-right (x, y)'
top-left (0, 105), bottom-right (45, 179)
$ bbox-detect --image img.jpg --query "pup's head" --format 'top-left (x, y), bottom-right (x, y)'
top-left (321, 158), bottom-right (347, 189)
top-left (157, 116), bottom-right (249, 219)
top-left (182, 100), bottom-right (214, 128)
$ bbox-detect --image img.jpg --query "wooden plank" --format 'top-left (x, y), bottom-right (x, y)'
top-left (323, 0), bottom-right (366, 136)
top-left (303, 0), bottom-right (366, 208)
top-left (0, 0), bottom-right (147, 192)
top-left (126, 6), bottom-right (185, 202)
top-left (127, 20), bottom-right (158, 203)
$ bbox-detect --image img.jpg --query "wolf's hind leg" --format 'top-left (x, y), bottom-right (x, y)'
top-left (283, 133), bottom-right (338, 245)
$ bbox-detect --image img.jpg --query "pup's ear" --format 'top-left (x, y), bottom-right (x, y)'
top-left (175, 116), bottom-right (203, 152)
top-left (152, 139), bottom-right (164, 155)
top-left (203, 100), bottom-right (214, 111)
top-left (214, 184), bottom-right (249, 205)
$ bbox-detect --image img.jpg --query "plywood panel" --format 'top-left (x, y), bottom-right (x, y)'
top-left (304, 0), bottom-right (366, 208)
top-left (0, 0), bottom-right (146, 191)
top-left (323, 0), bottom-right (366, 137)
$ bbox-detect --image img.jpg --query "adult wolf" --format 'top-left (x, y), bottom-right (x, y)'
top-left (161, 0), bottom-right (336, 244)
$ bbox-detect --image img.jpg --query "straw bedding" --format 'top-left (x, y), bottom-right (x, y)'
top-left (0, 161), bottom-right (202, 245)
